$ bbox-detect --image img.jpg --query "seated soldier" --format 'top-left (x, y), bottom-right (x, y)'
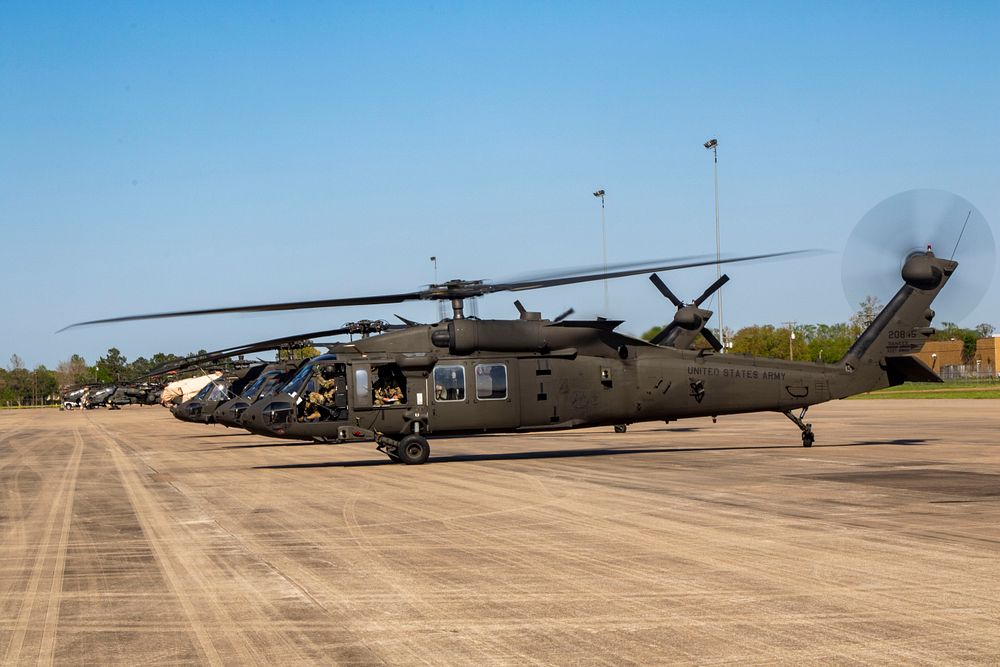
top-left (302, 389), bottom-right (323, 421)
top-left (373, 368), bottom-right (404, 405)
top-left (301, 368), bottom-right (341, 421)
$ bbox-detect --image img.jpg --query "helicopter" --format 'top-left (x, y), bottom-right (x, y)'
top-left (166, 287), bottom-right (722, 434)
top-left (61, 191), bottom-right (993, 464)
top-left (164, 320), bottom-right (409, 426)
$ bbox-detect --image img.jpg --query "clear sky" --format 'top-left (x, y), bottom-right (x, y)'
top-left (2, 2), bottom-right (998, 369)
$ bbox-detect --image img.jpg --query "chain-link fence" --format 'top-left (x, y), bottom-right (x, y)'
top-left (939, 364), bottom-right (999, 381)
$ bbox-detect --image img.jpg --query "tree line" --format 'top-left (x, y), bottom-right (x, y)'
top-left (0, 345), bottom-right (321, 407)
top-left (643, 296), bottom-right (994, 363)
top-left (0, 349), bottom-right (193, 407)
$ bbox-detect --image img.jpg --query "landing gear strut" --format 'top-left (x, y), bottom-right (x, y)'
top-left (783, 408), bottom-right (814, 447)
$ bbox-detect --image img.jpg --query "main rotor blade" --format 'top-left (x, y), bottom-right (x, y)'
top-left (649, 274), bottom-right (684, 307)
top-left (490, 250), bottom-right (818, 294)
top-left (59, 291), bottom-right (423, 331)
top-left (61, 249), bottom-right (820, 331)
top-left (693, 274), bottom-right (730, 306)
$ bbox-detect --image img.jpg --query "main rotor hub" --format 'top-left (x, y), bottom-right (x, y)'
top-left (425, 280), bottom-right (490, 319)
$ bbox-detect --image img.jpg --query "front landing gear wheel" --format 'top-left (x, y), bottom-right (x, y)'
top-left (802, 431), bottom-right (815, 448)
top-left (614, 424), bottom-right (628, 434)
top-left (397, 434), bottom-right (430, 465)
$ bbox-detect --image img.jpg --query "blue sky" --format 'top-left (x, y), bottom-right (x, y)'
top-left (2, 2), bottom-right (998, 369)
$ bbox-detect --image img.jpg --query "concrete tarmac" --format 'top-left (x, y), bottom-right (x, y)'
top-left (1, 401), bottom-right (998, 665)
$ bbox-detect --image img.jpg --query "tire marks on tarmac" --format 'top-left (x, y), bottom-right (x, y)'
top-left (95, 420), bottom-right (230, 667)
top-left (2, 424), bottom-right (82, 665)
top-left (91, 417), bottom-right (328, 665)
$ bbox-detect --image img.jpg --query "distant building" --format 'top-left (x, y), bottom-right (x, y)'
top-left (915, 340), bottom-right (964, 371)
top-left (974, 337), bottom-right (1000, 375)
top-left (915, 337), bottom-right (999, 377)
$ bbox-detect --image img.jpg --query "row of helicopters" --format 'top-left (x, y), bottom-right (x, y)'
top-left (61, 191), bottom-right (992, 465)
top-left (61, 383), bottom-right (163, 410)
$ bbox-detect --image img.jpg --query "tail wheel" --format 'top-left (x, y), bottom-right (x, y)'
top-left (397, 434), bottom-right (430, 465)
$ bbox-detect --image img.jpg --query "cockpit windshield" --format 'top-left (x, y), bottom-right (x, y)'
top-left (206, 382), bottom-right (229, 401)
top-left (280, 363), bottom-right (314, 397)
top-left (257, 374), bottom-right (287, 398)
top-left (194, 381), bottom-right (217, 400)
top-left (240, 374), bottom-right (269, 399)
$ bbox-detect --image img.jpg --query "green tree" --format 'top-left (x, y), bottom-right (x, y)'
top-left (975, 323), bottom-right (995, 338)
top-left (804, 323), bottom-right (854, 363)
top-left (150, 352), bottom-right (182, 366)
top-left (641, 325), bottom-right (664, 342)
top-left (730, 325), bottom-right (807, 360)
top-left (278, 346), bottom-right (320, 361)
top-left (128, 356), bottom-right (154, 378)
top-left (32, 365), bottom-right (59, 404)
top-left (0, 370), bottom-right (16, 405)
top-left (6, 367), bottom-right (32, 405)
top-left (95, 348), bottom-right (129, 383)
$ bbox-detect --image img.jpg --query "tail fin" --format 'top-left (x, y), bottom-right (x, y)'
top-left (836, 250), bottom-right (956, 394)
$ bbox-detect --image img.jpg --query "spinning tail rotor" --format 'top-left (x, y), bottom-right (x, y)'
top-left (842, 189), bottom-right (995, 322)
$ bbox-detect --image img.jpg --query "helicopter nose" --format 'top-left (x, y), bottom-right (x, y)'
top-left (241, 400), bottom-right (279, 432)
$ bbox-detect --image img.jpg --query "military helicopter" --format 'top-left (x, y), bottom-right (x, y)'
top-left (164, 320), bottom-right (409, 426)
top-left (62, 191), bottom-right (994, 464)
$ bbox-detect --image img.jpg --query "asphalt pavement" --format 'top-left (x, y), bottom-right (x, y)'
top-left (1, 401), bottom-right (998, 665)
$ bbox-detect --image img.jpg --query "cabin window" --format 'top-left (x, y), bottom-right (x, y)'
top-left (433, 365), bottom-right (465, 401)
top-left (354, 369), bottom-right (370, 401)
top-left (475, 363), bottom-right (507, 400)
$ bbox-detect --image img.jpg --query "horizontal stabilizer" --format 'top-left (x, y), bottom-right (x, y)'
top-left (883, 354), bottom-right (943, 385)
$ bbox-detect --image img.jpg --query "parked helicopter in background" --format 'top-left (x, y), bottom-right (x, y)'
top-left (166, 320), bottom-right (407, 426)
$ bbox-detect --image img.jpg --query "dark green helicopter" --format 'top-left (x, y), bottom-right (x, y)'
top-left (62, 191), bottom-right (993, 465)
top-left (165, 320), bottom-right (406, 427)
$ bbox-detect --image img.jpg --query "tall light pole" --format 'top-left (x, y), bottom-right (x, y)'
top-left (430, 256), bottom-right (445, 321)
top-left (783, 321), bottom-right (796, 361)
top-left (593, 189), bottom-right (608, 314)
top-left (704, 138), bottom-right (724, 351)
